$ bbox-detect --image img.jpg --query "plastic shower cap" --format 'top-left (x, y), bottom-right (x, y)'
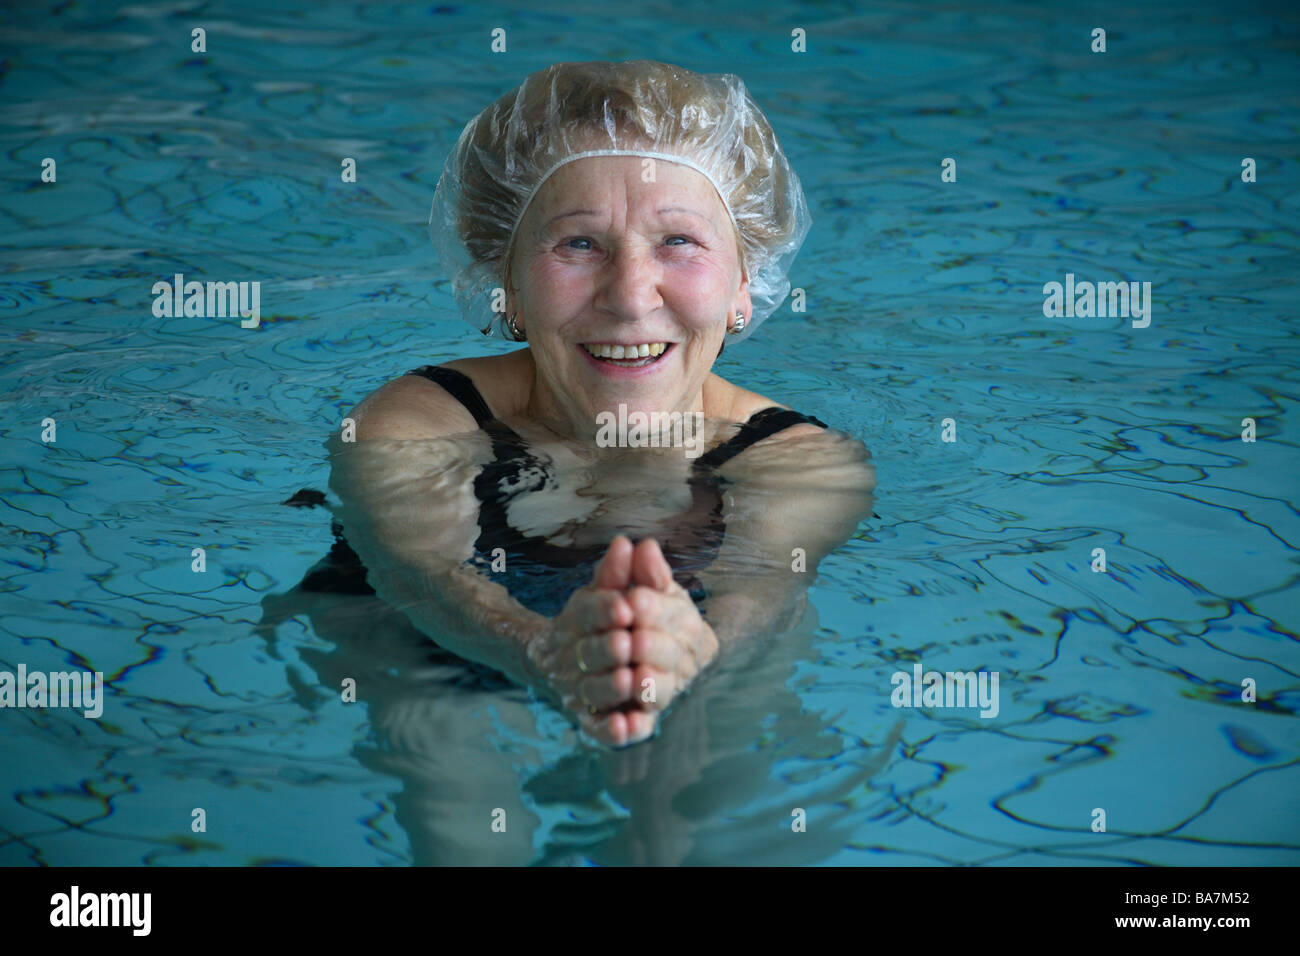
top-left (427, 59), bottom-right (811, 346)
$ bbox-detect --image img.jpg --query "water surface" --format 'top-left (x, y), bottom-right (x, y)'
top-left (1, 0), bottom-right (1298, 865)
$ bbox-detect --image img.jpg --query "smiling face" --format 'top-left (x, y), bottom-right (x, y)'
top-left (506, 155), bottom-right (750, 436)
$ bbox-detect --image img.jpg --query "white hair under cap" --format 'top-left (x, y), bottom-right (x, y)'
top-left (427, 59), bottom-right (811, 345)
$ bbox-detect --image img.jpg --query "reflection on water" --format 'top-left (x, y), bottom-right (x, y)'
top-left (259, 576), bottom-right (901, 866)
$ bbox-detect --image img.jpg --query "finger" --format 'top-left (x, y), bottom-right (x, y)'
top-left (579, 665), bottom-right (636, 710)
top-left (580, 707), bottom-right (631, 748)
top-left (626, 585), bottom-right (664, 628)
top-left (623, 707), bottom-right (657, 744)
top-left (576, 629), bottom-right (632, 673)
top-left (631, 536), bottom-right (674, 591)
top-left (627, 623), bottom-right (683, 673)
top-left (581, 702), bottom-right (657, 748)
top-left (593, 535), bottom-right (634, 591)
top-left (605, 710), bottom-right (633, 747)
top-left (605, 706), bottom-right (658, 750)
top-left (630, 661), bottom-right (681, 712)
top-left (575, 589), bottom-right (633, 633)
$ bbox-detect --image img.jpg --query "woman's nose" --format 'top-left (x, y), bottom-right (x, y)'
top-left (598, 245), bottom-right (662, 319)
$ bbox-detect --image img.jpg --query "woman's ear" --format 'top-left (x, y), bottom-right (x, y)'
top-left (731, 225), bottom-right (752, 312)
top-left (732, 269), bottom-right (752, 322)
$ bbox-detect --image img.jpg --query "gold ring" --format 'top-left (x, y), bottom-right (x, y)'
top-left (576, 641), bottom-right (590, 674)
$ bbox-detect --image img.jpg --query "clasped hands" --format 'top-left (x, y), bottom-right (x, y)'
top-left (524, 535), bottom-right (719, 747)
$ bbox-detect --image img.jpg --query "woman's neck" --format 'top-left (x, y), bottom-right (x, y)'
top-left (522, 349), bottom-right (729, 442)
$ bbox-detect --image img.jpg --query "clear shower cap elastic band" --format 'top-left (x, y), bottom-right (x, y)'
top-left (503, 150), bottom-right (741, 277)
top-left (426, 59), bottom-right (812, 346)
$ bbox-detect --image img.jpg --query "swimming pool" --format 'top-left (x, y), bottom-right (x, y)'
top-left (2, 0), bottom-right (1297, 866)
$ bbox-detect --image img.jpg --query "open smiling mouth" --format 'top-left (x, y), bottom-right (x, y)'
top-left (580, 342), bottom-right (674, 368)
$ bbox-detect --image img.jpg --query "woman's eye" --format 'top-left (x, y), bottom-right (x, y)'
top-left (560, 236), bottom-right (694, 252)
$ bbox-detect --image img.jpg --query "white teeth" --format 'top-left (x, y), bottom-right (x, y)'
top-left (583, 342), bottom-right (669, 360)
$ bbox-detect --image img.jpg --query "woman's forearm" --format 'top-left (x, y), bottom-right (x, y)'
top-left (699, 581), bottom-right (807, 656)
top-left (369, 559), bottom-right (550, 689)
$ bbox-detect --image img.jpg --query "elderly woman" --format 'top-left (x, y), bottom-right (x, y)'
top-left (313, 60), bottom-right (875, 748)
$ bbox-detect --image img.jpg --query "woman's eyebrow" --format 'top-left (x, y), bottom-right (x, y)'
top-left (539, 209), bottom-right (598, 231)
top-left (657, 206), bottom-right (719, 234)
top-left (657, 206), bottom-right (710, 223)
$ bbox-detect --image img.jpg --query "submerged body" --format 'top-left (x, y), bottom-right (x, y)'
top-left (324, 348), bottom-right (874, 746)
top-left (312, 362), bottom-right (829, 614)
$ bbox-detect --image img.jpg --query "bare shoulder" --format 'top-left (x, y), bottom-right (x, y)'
top-left (441, 349), bottom-right (533, 416)
top-left (707, 375), bottom-right (824, 442)
top-left (723, 421), bottom-right (876, 492)
top-left (346, 374), bottom-right (469, 441)
top-left (349, 349), bottom-right (533, 441)
top-left (707, 374), bottom-right (874, 490)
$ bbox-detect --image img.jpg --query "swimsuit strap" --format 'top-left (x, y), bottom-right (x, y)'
top-left (405, 365), bottom-right (496, 428)
top-left (403, 366), bottom-right (829, 456)
top-left (691, 406), bottom-right (828, 472)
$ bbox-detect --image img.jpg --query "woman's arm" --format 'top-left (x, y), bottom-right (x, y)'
top-left (328, 375), bottom-right (653, 745)
top-left (695, 424), bottom-right (877, 654)
top-left (327, 385), bottom-right (548, 687)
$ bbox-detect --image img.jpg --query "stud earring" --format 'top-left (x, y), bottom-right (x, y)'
top-left (728, 310), bottom-right (746, 334)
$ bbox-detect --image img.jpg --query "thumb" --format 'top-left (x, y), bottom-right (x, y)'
top-left (631, 537), bottom-right (674, 592)
top-left (593, 535), bottom-right (634, 591)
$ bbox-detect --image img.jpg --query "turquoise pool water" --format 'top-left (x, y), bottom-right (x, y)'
top-left (2, 0), bottom-right (1298, 866)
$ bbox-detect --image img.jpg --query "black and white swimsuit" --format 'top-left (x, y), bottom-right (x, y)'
top-left (298, 365), bottom-right (828, 616)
